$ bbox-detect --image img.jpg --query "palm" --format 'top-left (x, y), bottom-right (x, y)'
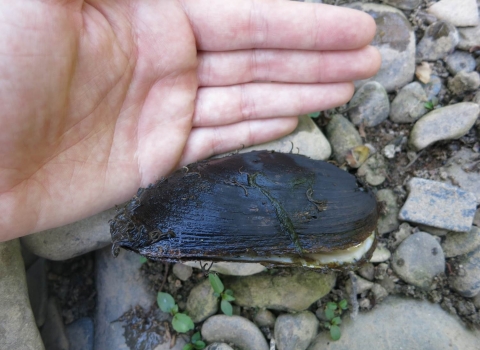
top-left (0, 0), bottom-right (380, 240)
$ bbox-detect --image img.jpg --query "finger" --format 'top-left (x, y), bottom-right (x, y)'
top-left (181, 117), bottom-right (299, 165)
top-left (193, 82), bottom-right (353, 127)
top-left (197, 46), bottom-right (381, 87)
top-left (181, 0), bottom-right (376, 51)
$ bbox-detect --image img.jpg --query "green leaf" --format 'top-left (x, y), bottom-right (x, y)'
top-left (327, 302), bottom-right (337, 311)
top-left (332, 317), bottom-right (342, 325)
top-left (157, 292), bottom-right (175, 313)
top-left (182, 344), bottom-right (194, 350)
top-left (324, 322), bottom-right (331, 329)
top-left (194, 341), bottom-right (206, 349)
top-left (221, 299), bottom-right (233, 316)
top-left (172, 313), bottom-right (194, 333)
top-left (222, 293), bottom-right (235, 302)
top-left (308, 111), bottom-right (321, 118)
top-left (209, 274), bottom-right (224, 294)
top-left (139, 256), bottom-right (148, 264)
top-left (330, 325), bottom-right (341, 341)
top-left (325, 308), bottom-right (335, 321)
top-left (338, 299), bottom-right (348, 310)
top-left (224, 289), bottom-right (234, 296)
top-left (172, 304), bottom-right (179, 315)
top-left (213, 292), bottom-right (220, 298)
top-left (424, 101), bottom-right (434, 110)
top-left (191, 332), bottom-right (201, 343)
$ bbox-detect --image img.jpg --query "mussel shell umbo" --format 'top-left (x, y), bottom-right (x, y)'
top-left (110, 151), bottom-right (378, 269)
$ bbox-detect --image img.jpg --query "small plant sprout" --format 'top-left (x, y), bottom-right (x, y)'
top-left (139, 256), bottom-right (148, 264)
top-left (182, 332), bottom-right (206, 350)
top-left (208, 273), bottom-right (236, 316)
top-left (157, 292), bottom-right (194, 333)
top-left (323, 299), bottom-right (348, 341)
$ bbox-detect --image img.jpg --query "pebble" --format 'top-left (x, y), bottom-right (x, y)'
top-left (415, 61), bottom-right (432, 84)
top-left (416, 21), bottom-right (459, 62)
top-left (370, 244), bottom-right (392, 263)
top-left (205, 344), bottom-right (234, 350)
top-left (427, 0), bottom-right (479, 27)
top-left (254, 309), bottom-right (276, 328)
top-left (382, 0), bottom-right (421, 10)
top-left (457, 25), bottom-right (480, 50)
top-left (449, 245), bottom-right (480, 297)
top-left (183, 261), bottom-right (265, 276)
top-left (399, 177), bottom-right (477, 232)
top-left (473, 293), bottom-right (480, 309)
top-left (186, 278), bottom-right (218, 323)
top-left (172, 263), bottom-right (193, 281)
top-left (408, 102), bottom-right (479, 151)
top-left (389, 82), bottom-right (428, 123)
top-left (346, 3), bottom-right (415, 92)
top-left (307, 296), bottom-right (480, 350)
top-left (201, 315), bottom-right (269, 350)
top-left (66, 317), bottom-right (94, 350)
top-left (448, 71), bottom-right (480, 95)
top-left (347, 82), bottom-right (390, 127)
top-left (375, 263), bottom-right (390, 281)
top-left (420, 74), bottom-right (442, 100)
top-left (371, 284), bottom-right (389, 302)
top-left (26, 258), bottom-right (48, 327)
top-left (391, 223), bottom-right (413, 248)
top-left (225, 270), bottom-right (336, 312)
top-left (0, 239), bottom-right (44, 350)
top-left (346, 275), bottom-right (374, 295)
top-left (376, 189), bottom-right (400, 235)
top-left (325, 114), bottom-right (363, 164)
top-left (356, 153), bottom-right (387, 186)
top-left (444, 51), bottom-right (476, 75)
top-left (474, 91), bottom-right (480, 105)
top-left (41, 297), bottom-right (69, 350)
top-left (442, 226), bottom-right (480, 258)
top-left (274, 311), bottom-right (319, 350)
top-left (358, 263), bottom-right (375, 281)
top-left (391, 232), bottom-right (445, 289)
top-left (419, 225), bottom-right (449, 236)
top-left (21, 206), bottom-right (115, 260)
top-left (442, 148), bottom-right (480, 203)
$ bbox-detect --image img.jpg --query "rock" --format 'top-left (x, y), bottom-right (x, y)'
top-left (347, 82), bottom-right (390, 127)
top-left (382, 0), bottom-right (421, 10)
top-left (375, 263), bottom-right (390, 281)
top-left (442, 148), bottom-right (480, 203)
top-left (344, 145), bottom-right (371, 168)
top-left (186, 279), bottom-right (218, 323)
top-left (418, 225), bottom-right (449, 236)
top-left (358, 263), bottom-right (375, 281)
top-left (445, 51), bottom-right (476, 75)
top-left (274, 311), bottom-right (319, 350)
top-left (376, 189), bottom-right (400, 234)
top-left (325, 114), bottom-right (362, 164)
top-left (205, 344), bottom-right (234, 350)
top-left (346, 3), bottom-right (415, 92)
top-left (391, 232), bottom-right (445, 289)
top-left (66, 317), bottom-right (94, 350)
top-left (391, 223), bottom-right (413, 248)
top-left (475, 208), bottom-right (480, 226)
top-left (254, 309), bottom-right (276, 328)
top-left (153, 335), bottom-right (188, 350)
top-left (457, 25), bottom-right (480, 50)
top-left (449, 245), bottom-right (480, 297)
top-left (172, 263), bottom-right (193, 281)
top-left (21, 207), bottom-right (115, 260)
top-left (346, 275), bottom-right (374, 295)
top-left (416, 21), bottom-right (459, 61)
top-left (389, 82), bottom-right (428, 123)
top-left (473, 293), bottom-right (480, 309)
top-left (415, 62), bottom-right (432, 84)
top-left (371, 284), bottom-right (389, 302)
top-left (409, 102), bottom-right (479, 151)
top-left (94, 247), bottom-right (155, 350)
top-left (474, 91), bottom-right (480, 105)
top-left (184, 261), bottom-right (265, 276)
top-left (399, 177), bottom-right (477, 232)
top-left (370, 244), bottom-right (392, 263)
top-left (41, 297), bottom-right (69, 350)
top-left (427, 0), bottom-right (479, 27)
top-left (0, 239), bottom-right (44, 350)
top-left (356, 153), bottom-right (387, 186)
top-left (225, 270), bottom-right (336, 312)
top-left (420, 74), bottom-right (442, 100)
top-left (307, 296), bottom-right (480, 350)
top-left (26, 258), bottom-right (48, 327)
top-left (442, 226), bottom-right (480, 258)
top-left (448, 71), bottom-right (480, 96)
top-left (202, 315), bottom-right (269, 350)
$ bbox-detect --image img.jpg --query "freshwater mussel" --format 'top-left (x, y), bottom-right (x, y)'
top-left (110, 151), bottom-right (378, 270)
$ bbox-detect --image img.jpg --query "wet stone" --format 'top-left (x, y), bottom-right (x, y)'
top-left (66, 317), bottom-right (94, 350)
top-left (391, 232), bottom-right (445, 289)
top-left (325, 114), bottom-right (363, 164)
top-left (41, 297), bottom-right (69, 350)
top-left (442, 226), bottom-right (480, 258)
top-left (274, 311), bottom-right (319, 350)
top-left (449, 245), bottom-right (480, 297)
top-left (172, 263), bottom-right (193, 281)
top-left (399, 177), bottom-right (477, 232)
top-left (416, 21), bottom-right (459, 62)
top-left (427, 0), bottom-right (479, 27)
top-left (356, 153), bottom-right (387, 186)
top-left (186, 278), bottom-right (218, 323)
top-left (376, 189), bottom-right (400, 235)
top-left (26, 257), bottom-right (48, 327)
top-left (448, 71), bottom-right (480, 96)
top-left (347, 81), bottom-right (390, 127)
top-left (254, 309), bottom-right (276, 328)
top-left (389, 82), bottom-right (428, 123)
top-left (445, 51), bottom-right (476, 75)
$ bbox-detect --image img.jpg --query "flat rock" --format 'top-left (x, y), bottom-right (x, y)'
top-left (225, 270), bottom-right (336, 312)
top-left (307, 296), bottom-right (480, 350)
top-left (427, 0), bottom-right (479, 27)
top-left (409, 102), bottom-right (479, 151)
top-left (41, 297), bottom-right (69, 350)
top-left (172, 263), bottom-right (193, 281)
top-left (274, 311), bottom-right (319, 350)
top-left (347, 81), bottom-right (390, 127)
top-left (448, 71), bottom-right (480, 96)
top-left (0, 239), bottom-right (44, 350)
top-left (66, 317), bottom-right (94, 350)
top-left (376, 189), bottom-right (400, 234)
top-left (399, 177), bottom-right (477, 232)
top-left (346, 3), bottom-right (415, 92)
top-left (21, 206), bottom-right (116, 261)
top-left (442, 226), bottom-right (480, 258)
top-left (356, 153), bottom-right (387, 186)
top-left (416, 21), bottom-right (459, 61)
top-left (26, 258), bottom-right (48, 327)
top-left (389, 82), bottom-right (428, 123)
top-left (184, 261), bottom-right (265, 276)
top-left (442, 148), bottom-right (480, 203)
top-left (457, 25), bottom-right (480, 50)
top-left (186, 279), bottom-right (218, 323)
top-left (449, 245), bottom-right (480, 297)
top-left (445, 51), bottom-right (476, 75)
top-left (391, 232), bottom-right (445, 289)
top-left (325, 114), bottom-right (362, 164)
top-left (202, 315), bottom-right (268, 350)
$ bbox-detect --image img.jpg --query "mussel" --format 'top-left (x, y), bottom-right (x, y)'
top-left (110, 151), bottom-right (378, 270)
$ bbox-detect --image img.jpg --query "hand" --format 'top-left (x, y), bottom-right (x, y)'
top-left (0, 0), bottom-right (380, 241)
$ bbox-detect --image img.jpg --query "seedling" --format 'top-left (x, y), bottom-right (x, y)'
top-left (157, 292), bottom-right (194, 333)
top-left (308, 111), bottom-right (321, 118)
top-left (323, 299), bottom-right (348, 341)
top-left (182, 332), bottom-right (206, 350)
top-left (208, 273), bottom-right (236, 316)
top-left (139, 256), bottom-right (148, 264)
top-left (424, 100), bottom-right (435, 111)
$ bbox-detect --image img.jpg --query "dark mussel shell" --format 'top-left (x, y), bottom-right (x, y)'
top-left (110, 151), bottom-right (378, 267)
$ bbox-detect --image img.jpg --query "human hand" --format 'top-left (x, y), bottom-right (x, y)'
top-left (0, 0), bottom-right (380, 241)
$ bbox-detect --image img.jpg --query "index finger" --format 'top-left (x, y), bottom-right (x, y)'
top-left (181, 0), bottom-right (376, 51)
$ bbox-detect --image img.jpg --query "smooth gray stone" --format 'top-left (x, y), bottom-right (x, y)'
top-left (325, 114), bottom-right (362, 164)
top-left (419, 74), bottom-right (442, 100)
top-left (274, 311), bottom-right (319, 350)
top-left (172, 263), bottom-right (193, 281)
top-left (346, 274), bottom-right (374, 295)
top-left (442, 226), bottom-right (480, 258)
top-left (26, 258), bottom-right (48, 327)
top-left (449, 245), bottom-right (480, 297)
top-left (416, 21), bottom-right (459, 61)
top-left (347, 81), bottom-right (390, 127)
top-left (370, 245), bottom-right (391, 263)
top-left (254, 309), bottom-right (276, 328)
top-left (94, 247), bottom-right (154, 350)
top-left (21, 207), bottom-right (116, 261)
top-left (356, 153), bottom-right (387, 186)
top-left (448, 71), bottom-right (480, 96)
top-left (307, 296), bottom-right (480, 350)
top-left (457, 25), bottom-right (480, 50)
top-left (202, 315), bottom-right (268, 350)
top-left (389, 82), bottom-right (428, 123)
top-left (399, 177), bottom-right (477, 232)
top-left (382, 0), bottom-right (421, 10)
top-left (0, 239), bottom-right (44, 350)
top-left (346, 3), bottom-right (415, 92)
top-left (391, 232), bottom-right (445, 289)
top-left (66, 318), bottom-right (94, 350)
top-left (445, 51), bottom-right (476, 75)
top-left (357, 263), bottom-right (375, 281)
top-left (41, 297), bottom-right (69, 350)
top-left (376, 189), bottom-right (400, 234)
top-left (427, 0), bottom-right (479, 27)
top-left (186, 279), bottom-right (218, 323)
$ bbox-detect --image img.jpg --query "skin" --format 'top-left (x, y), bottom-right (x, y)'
top-left (0, 0), bottom-right (381, 241)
